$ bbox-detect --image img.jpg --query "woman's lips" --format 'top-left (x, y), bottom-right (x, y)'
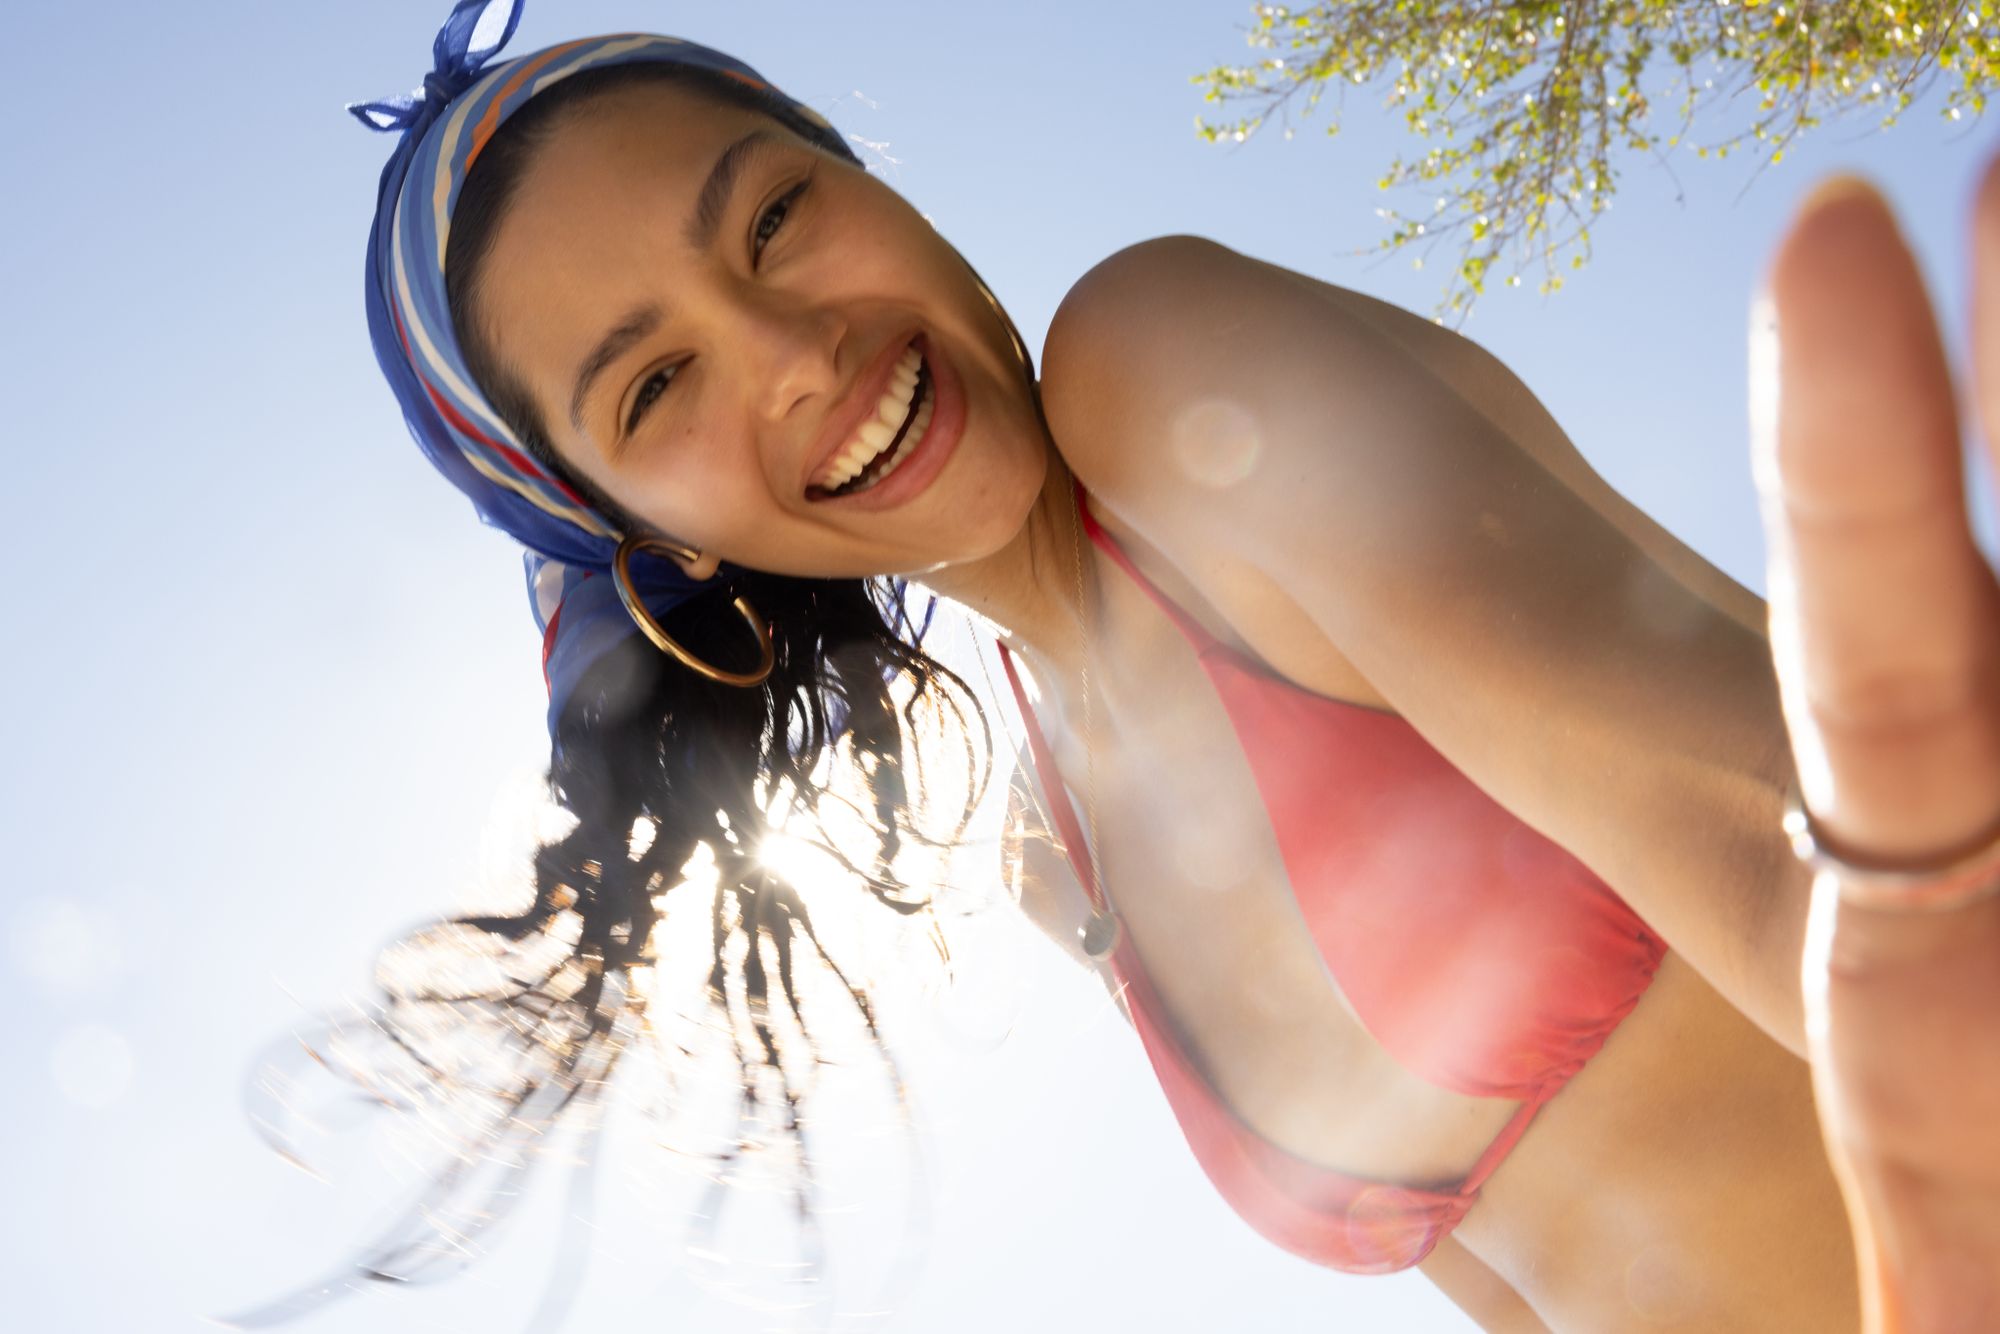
top-left (800, 332), bottom-right (922, 495)
top-left (808, 332), bottom-right (965, 512)
top-left (808, 349), bottom-right (929, 497)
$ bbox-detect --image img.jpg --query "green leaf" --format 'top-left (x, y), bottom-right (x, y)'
top-left (1194, 0), bottom-right (1996, 316)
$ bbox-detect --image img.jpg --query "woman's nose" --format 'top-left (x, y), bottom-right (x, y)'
top-left (741, 296), bottom-right (843, 421)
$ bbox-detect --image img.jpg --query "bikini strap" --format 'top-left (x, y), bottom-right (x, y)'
top-left (1004, 483), bottom-right (1216, 905)
top-left (997, 642), bottom-right (1107, 913)
top-left (1460, 1097), bottom-right (1546, 1194)
top-left (1073, 484), bottom-right (1222, 653)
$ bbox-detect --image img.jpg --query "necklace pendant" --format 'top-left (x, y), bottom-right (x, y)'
top-left (1079, 909), bottom-right (1122, 961)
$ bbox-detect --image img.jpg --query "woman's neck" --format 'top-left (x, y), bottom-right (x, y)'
top-left (917, 452), bottom-right (1097, 695)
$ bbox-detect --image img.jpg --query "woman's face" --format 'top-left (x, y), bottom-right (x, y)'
top-left (473, 82), bottom-right (1049, 579)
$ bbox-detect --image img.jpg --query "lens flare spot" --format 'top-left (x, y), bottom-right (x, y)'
top-left (1624, 1242), bottom-right (1698, 1323)
top-left (9, 897), bottom-right (118, 996)
top-left (51, 1022), bottom-right (134, 1110)
top-left (1170, 398), bottom-right (1263, 488)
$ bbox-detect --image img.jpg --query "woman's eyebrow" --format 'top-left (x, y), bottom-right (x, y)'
top-left (569, 304), bottom-right (662, 434)
top-left (685, 129), bottom-right (778, 252)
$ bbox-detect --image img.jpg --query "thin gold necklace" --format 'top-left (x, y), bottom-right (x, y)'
top-left (1068, 483), bottom-right (1122, 961)
top-left (960, 264), bottom-right (1119, 956)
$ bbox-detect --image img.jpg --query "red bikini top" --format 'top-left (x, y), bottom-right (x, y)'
top-left (999, 494), bottom-right (1667, 1275)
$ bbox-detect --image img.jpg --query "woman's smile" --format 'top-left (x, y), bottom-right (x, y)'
top-left (801, 330), bottom-right (927, 497)
top-left (804, 331), bottom-right (966, 511)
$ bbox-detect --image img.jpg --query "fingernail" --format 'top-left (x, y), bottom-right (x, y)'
top-left (1800, 172), bottom-right (1883, 214)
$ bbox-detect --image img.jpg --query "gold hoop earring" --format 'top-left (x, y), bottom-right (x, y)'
top-left (960, 256), bottom-right (1053, 437)
top-left (611, 535), bottom-right (775, 688)
top-left (962, 259), bottom-right (1037, 384)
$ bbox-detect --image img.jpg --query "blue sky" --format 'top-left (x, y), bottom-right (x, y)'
top-left (2, 1), bottom-right (1987, 1330)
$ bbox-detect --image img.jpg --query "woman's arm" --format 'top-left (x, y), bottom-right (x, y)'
top-left (1329, 284), bottom-right (1771, 642)
top-left (1419, 1236), bottom-right (1552, 1333)
top-left (1041, 236), bottom-right (1811, 1058)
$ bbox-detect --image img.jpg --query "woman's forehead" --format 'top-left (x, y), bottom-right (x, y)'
top-left (519, 81), bottom-right (758, 210)
top-left (478, 85), bottom-right (767, 376)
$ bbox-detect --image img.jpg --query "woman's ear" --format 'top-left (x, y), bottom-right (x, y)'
top-left (616, 533), bottom-right (723, 582)
top-left (671, 545), bottom-right (723, 582)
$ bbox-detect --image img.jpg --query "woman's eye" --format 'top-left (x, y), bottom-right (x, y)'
top-left (626, 364), bottom-right (678, 433)
top-left (753, 180), bottom-right (809, 261)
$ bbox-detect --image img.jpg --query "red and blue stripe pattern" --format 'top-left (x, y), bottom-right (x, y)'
top-left (355, 1), bottom-right (857, 720)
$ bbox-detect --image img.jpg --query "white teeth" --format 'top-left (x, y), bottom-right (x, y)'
top-left (815, 344), bottom-right (929, 491)
top-left (858, 387), bottom-right (935, 491)
top-left (817, 368), bottom-right (935, 495)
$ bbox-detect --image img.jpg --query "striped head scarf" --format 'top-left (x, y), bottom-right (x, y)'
top-left (354, 0), bottom-right (861, 732)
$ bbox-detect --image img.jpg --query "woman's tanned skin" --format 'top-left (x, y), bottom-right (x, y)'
top-left (473, 81), bottom-right (1857, 1329)
top-left (1756, 169), bottom-right (2000, 1333)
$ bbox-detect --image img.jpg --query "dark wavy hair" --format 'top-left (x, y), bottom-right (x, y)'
top-left (240, 64), bottom-right (990, 1321)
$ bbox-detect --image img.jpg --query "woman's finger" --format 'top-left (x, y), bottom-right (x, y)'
top-left (1747, 169), bottom-right (2000, 1331)
top-left (1971, 158), bottom-right (2000, 541)
top-left (1754, 175), bottom-right (2000, 867)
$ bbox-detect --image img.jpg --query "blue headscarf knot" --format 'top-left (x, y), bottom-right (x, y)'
top-left (347, 0), bottom-right (525, 134)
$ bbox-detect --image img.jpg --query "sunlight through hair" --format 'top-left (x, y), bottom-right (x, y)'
top-left (229, 598), bottom-right (1015, 1331)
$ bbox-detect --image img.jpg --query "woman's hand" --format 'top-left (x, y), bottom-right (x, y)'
top-left (1755, 163), bottom-right (2000, 1331)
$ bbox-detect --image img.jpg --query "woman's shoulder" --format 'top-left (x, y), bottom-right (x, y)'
top-left (1045, 234), bottom-right (1241, 348)
top-left (1037, 235), bottom-right (1404, 528)
top-left (1040, 235), bottom-right (1264, 481)
top-left (1043, 238), bottom-right (1771, 638)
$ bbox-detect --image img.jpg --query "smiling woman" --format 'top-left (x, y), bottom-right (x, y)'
top-left (261, 27), bottom-right (1009, 1326)
top-left (309, 0), bottom-right (1910, 1328)
top-left (448, 65), bottom-right (1043, 581)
